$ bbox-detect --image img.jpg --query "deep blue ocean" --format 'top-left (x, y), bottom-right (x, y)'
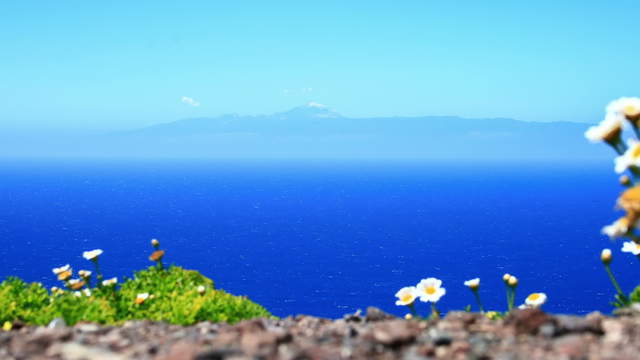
top-left (0, 159), bottom-right (635, 318)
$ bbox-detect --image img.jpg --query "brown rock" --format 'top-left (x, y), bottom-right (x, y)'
top-left (505, 308), bottom-right (555, 335)
top-left (371, 320), bottom-right (418, 347)
top-left (365, 307), bottom-right (396, 322)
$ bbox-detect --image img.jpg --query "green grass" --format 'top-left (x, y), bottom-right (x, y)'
top-left (0, 265), bottom-right (271, 326)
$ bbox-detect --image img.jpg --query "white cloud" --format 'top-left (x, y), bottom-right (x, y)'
top-left (282, 87), bottom-right (313, 96)
top-left (181, 96), bottom-right (200, 107)
top-left (307, 101), bottom-right (326, 108)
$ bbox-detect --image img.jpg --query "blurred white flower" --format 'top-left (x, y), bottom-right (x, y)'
top-left (52, 265), bottom-right (70, 275)
top-left (525, 293), bottom-right (547, 307)
top-left (135, 293), bottom-right (150, 304)
top-left (615, 140), bottom-right (640, 173)
top-left (102, 277), bottom-right (118, 286)
top-left (464, 278), bottom-right (480, 290)
top-left (607, 97), bottom-right (640, 121)
top-left (602, 217), bottom-right (632, 239)
top-left (83, 249), bottom-right (103, 261)
top-left (197, 285), bottom-right (206, 295)
top-left (394, 286), bottom-right (418, 306)
top-left (622, 241), bottom-right (640, 255)
top-left (585, 113), bottom-right (624, 143)
top-left (416, 278), bottom-right (446, 303)
top-left (78, 270), bottom-right (92, 278)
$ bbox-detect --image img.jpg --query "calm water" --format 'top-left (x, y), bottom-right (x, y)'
top-left (0, 159), bottom-right (633, 318)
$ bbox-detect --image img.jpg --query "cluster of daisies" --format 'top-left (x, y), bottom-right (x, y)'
top-left (587, 96), bottom-right (640, 306)
top-left (49, 239), bottom-right (206, 305)
top-left (394, 275), bottom-right (547, 319)
top-left (51, 249), bottom-right (116, 297)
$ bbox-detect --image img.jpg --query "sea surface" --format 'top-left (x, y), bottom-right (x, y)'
top-left (0, 159), bottom-right (634, 318)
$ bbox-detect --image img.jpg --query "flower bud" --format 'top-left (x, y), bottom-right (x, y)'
top-left (404, 313), bottom-right (413, 320)
top-left (601, 248), bottom-right (612, 265)
top-left (197, 285), bottom-right (206, 295)
top-left (151, 238), bottom-right (160, 248)
top-left (620, 175), bottom-right (632, 187)
top-left (508, 276), bottom-right (518, 287)
top-left (502, 273), bottom-right (511, 283)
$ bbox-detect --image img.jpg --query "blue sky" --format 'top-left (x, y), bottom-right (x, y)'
top-left (1, 0), bottom-right (639, 132)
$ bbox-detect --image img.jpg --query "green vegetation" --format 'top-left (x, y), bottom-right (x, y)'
top-left (0, 242), bottom-right (271, 327)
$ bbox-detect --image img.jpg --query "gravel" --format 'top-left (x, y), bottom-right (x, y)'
top-left (1, 307), bottom-right (639, 360)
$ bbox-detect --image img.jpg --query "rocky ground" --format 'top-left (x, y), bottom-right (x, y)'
top-left (1, 307), bottom-right (639, 360)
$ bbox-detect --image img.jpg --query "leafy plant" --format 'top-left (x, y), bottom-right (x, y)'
top-left (0, 246), bottom-right (271, 326)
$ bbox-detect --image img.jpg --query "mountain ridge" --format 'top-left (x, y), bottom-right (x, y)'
top-left (0, 104), bottom-right (606, 160)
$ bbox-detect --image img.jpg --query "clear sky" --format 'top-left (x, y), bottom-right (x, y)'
top-left (1, 0), bottom-right (639, 132)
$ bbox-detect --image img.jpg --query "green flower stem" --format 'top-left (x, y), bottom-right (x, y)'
top-left (506, 286), bottom-right (517, 311)
top-left (510, 287), bottom-right (516, 311)
top-left (609, 140), bottom-right (626, 155)
top-left (431, 302), bottom-right (440, 319)
top-left (407, 303), bottom-right (417, 317)
top-left (92, 260), bottom-right (103, 288)
top-left (633, 126), bottom-right (640, 141)
top-left (472, 290), bottom-right (485, 313)
top-left (627, 233), bottom-right (640, 244)
top-left (629, 166), bottom-right (640, 179)
top-left (604, 264), bottom-right (627, 301)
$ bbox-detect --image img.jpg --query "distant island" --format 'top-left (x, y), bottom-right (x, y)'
top-left (0, 103), bottom-right (604, 160)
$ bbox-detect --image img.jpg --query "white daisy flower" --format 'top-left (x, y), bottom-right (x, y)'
top-left (621, 241), bottom-right (640, 255)
top-left (416, 278), bottom-right (446, 303)
top-left (83, 249), bottom-right (103, 261)
top-left (602, 217), bottom-right (632, 239)
top-left (78, 270), bottom-right (92, 278)
top-left (525, 293), bottom-right (547, 307)
top-left (394, 286), bottom-right (419, 306)
top-left (585, 112), bottom-right (624, 143)
top-left (102, 277), bottom-right (118, 286)
top-left (615, 140), bottom-right (640, 173)
top-left (463, 278), bottom-right (480, 290)
top-left (607, 97), bottom-right (640, 121)
top-left (52, 264), bottom-right (70, 275)
top-left (135, 293), bottom-right (150, 304)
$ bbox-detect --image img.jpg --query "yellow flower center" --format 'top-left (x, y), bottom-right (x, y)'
top-left (630, 145), bottom-right (640, 159)
top-left (425, 286), bottom-right (436, 295)
top-left (624, 105), bottom-right (640, 116)
top-left (401, 294), bottom-right (414, 303)
top-left (528, 293), bottom-right (541, 301)
top-left (57, 271), bottom-right (72, 281)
